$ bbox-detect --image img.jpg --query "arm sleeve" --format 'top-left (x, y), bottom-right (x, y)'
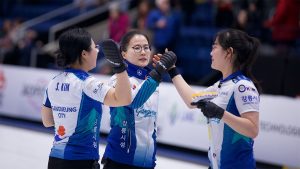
top-left (202, 81), bottom-right (220, 92)
top-left (43, 88), bottom-right (52, 108)
top-left (83, 76), bottom-right (111, 103)
top-left (234, 80), bottom-right (260, 114)
top-left (130, 77), bottom-right (159, 109)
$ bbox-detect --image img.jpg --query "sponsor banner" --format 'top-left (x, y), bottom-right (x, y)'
top-left (0, 65), bottom-right (299, 167)
top-left (0, 65), bottom-right (56, 120)
top-left (156, 83), bottom-right (209, 151)
top-left (254, 95), bottom-right (300, 167)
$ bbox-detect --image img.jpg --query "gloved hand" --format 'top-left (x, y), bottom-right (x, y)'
top-left (191, 100), bottom-right (224, 119)
top-left (101, 39), bottom-right (126, 73)
top-left (149, 51), bottom-right (177, 82)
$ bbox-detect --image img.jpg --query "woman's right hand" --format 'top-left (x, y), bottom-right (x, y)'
top-left (152, 48), bottom-right (176, 69)
top-left (152, 53), bottom-right (161, 67)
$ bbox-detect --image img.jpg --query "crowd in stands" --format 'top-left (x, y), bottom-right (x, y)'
top-left (0, 0), bottom-right (300, 95)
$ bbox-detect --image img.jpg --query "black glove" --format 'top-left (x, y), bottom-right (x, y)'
top-left (149, 51), bottom-right (177, 82)
top-left (191, 100), bottom-right (224, 119)
top-left (101, 39), bottom-right (126, 73)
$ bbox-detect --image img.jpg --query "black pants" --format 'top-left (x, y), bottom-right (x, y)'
top-left (48, 157), bottom-right (100, 169)
top-left (102, 158), bottom-right (154, 169)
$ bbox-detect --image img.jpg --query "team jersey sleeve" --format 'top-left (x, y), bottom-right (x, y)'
top-left (107, 75), bottom-right (159, 109)
top-left (83, 76), bottom-right (111, 103)
top-left (202, 81), bottom-right (220, 92)
top-left (42, 88), bottom-right (52, 108)
top-left (234, 80), bottom-right (260, 114)
top-left (130, 77), bottom-right (159, 109)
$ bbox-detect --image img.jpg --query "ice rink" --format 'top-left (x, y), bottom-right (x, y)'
top-left (0, 124), bottom-right (208, 169)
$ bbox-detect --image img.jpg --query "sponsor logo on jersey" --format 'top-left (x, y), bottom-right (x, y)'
top-left (238, 85), bottom-right (246, 92)
top-left (52, 106), bottom-right (77, 112)
top-left (137, 69), bottom-right (142, 76)
top-left (241, 95), bottom-right (259, 104)
top-left (132, 84), bottom-right (136, 90)
top-left (93, 83), bottom-right (103, 94)
top-left (136, 106), bottom-right (156, 117)
top-left (54, 125), bottom-right (66, 141)
top-left (238, 84), bottom-right (256, 93)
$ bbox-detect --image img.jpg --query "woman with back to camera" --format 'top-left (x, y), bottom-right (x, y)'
top-left (41, 27), bottom-right (132, 169)
top-left (101, 30), bottom-right (176, 169)
top-left (154, 29), bottom-right (261, 169)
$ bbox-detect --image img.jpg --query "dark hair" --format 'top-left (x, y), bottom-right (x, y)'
top-left (119, 30), bottom-right (150, 52)
top-left (56, 28), bottom-right (92, 68)
top-left (216, 29), bottom-right (261, 93)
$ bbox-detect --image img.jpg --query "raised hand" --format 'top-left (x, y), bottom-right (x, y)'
top-left (149, 50), bottom-right (177, 82)
top-left (101, 39), bottom-right (126, 73)
top-left (191, 100), bottom-right (224, 119)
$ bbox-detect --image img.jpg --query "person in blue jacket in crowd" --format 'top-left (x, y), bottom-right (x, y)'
top-left (154, 29), bottom-right (261, 169)
top-left (146, 0), bottom-right (181, 53)
top-left (101, 30), bottom-right (176, 169)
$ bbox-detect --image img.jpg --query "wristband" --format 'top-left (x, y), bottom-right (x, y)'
top-left (168, 67), bottom-right (180, 79)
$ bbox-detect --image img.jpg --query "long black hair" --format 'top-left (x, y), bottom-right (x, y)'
top-left (216, 29), bottom-right (261, 93)
top-left (56, 28), bottom-right (92, 68)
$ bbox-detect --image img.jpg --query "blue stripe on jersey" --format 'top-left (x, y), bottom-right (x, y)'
top-left (104, 106), bottom-right (137, 165)
top-left (103, 76), bottom-right (158, 168)
top-left (151, 129), bottom-right (157, 167)
top-left (131, 77), bottom-right (158, 109)
top-left (44, 89), bottom-right (52, 108)
top-left (65, 68), bottom-right (90, 81)
top-left (64, 92), bottom-right (102, 160)
top-left (220, 93), bottom-right (255, 169)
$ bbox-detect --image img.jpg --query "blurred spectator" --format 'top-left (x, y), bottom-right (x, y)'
top-left (264, 0), bottom-right (300, 48)
top-left (213, 0), bottom-right (234, 28)
top-left (0, 19), bottom-right (14, 63)
top-left (132, 0), bottom-right (151, 31)
top-left (108, 1), bottom-right (129, 42)
top-left (18, 29), bottom-right (38, 66)
top-left (233, 2), bottom-right (262, 38)
top-left (146, 0), bottom-right (181, 53)
top-left (1, 18), bottom-right (39, 66)
top-left (0, 18), bottom-right (24, 65)
top-left (178, 0), bottom-right (196, 26)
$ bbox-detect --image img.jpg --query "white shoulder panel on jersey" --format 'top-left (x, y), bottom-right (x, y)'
top-left (83, 76), bottom-right (111, 103)
top-left (234, 80), bottom-right (260, 114)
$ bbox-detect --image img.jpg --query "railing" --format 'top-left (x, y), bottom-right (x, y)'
top-left (48, 0), bottom-right (131, 42)
top-left (19, 3), bottom-right (76, 32)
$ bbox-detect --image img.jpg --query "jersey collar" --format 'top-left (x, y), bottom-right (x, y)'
top-left (64, 68), bottom-right (89, 80)
top-left (126, 61), bottom-right (151, 80)
top-left (218, 71), bottom-right (244, 88)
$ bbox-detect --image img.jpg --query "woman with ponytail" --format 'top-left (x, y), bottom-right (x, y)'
top-left (154, 29), bottom-right (261, 169)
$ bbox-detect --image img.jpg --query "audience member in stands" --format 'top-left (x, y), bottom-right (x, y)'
top-left (264, 0), bottom-right (300, 54)
top-left (132, 0), bottom-right (151, 31)
top-left (146, 0), bottom-right (181, 53)
top-left (213, 0), bottom-right (234, 28)
top-left (108, 1), bottom-right (129, 42)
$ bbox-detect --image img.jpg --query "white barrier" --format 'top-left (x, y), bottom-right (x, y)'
top-left (0, 64), bottom-right (299, 167)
